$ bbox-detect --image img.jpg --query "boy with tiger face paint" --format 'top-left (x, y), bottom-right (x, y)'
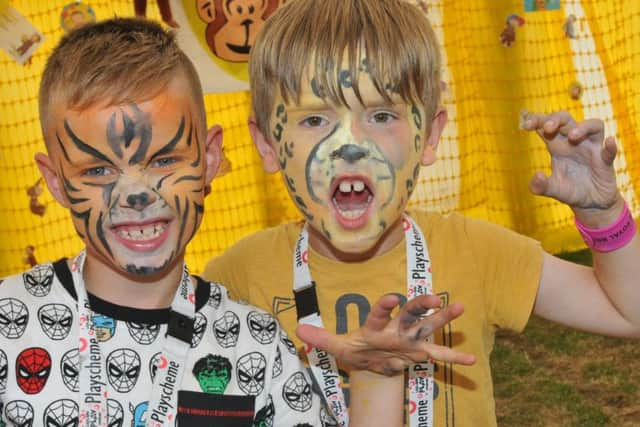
top-left (36, 20), bottom-right (219, 295)
top-left (205, 0), bottom-right (640, 426)
top-left (40, 82), bottom-right (212, 283)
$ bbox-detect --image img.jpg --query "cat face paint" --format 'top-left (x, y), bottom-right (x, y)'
top-left (45, 81), bottom-right (206, 277)
top-left (269, 67), bottom-right (427, 255)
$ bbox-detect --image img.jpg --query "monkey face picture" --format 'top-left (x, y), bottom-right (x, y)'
top-left (197, 0), bottom-right (284, 63)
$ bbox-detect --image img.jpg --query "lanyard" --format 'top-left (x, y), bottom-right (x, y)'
top-left (293, 214), bottom-right (434, 427)
top-left (71, 251), bottom-right (196, 427)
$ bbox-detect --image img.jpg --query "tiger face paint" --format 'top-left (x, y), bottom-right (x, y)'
top-left (40, 79), bottom-right (212, 277)
top-left (265, 65), bottom-right (432, 257)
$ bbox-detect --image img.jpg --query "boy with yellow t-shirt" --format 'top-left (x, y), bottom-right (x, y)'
top-left (204, 0), bottom-right (640, 425)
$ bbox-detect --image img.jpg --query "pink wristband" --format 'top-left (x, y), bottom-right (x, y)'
top-left (574, 201), bottom-right (636, 252)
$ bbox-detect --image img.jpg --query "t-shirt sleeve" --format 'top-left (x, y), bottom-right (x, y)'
top-left (203, 248), bottom-right (250, 302)
top-left (464, 216), bottom-right (544, 332)
top-left (269, 328), bottom-right (324, 426)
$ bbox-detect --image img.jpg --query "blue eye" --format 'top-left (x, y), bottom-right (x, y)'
top-left (300, 115), bottom-right (328, 127)
top-left (153, 157), bottom-right (177, 167)
top-left (84, 166), bottom-right (111, 177)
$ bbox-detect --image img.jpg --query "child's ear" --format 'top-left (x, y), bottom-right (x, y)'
top-left (248, 117), bottom-right (279, 173)
top-left (421, 107), bottom-right (448, 166)
top-left (35, 152), bottom-right (68, 207)
top-left (204, 125), bottom-right (223, 185)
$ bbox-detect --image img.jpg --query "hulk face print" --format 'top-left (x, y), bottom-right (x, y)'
top-left (39, 78), bottom-right (212, 277)
top-left (265, 64), bottom-right (429, 255)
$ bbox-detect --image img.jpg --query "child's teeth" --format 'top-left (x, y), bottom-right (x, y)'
top-left (339, 181), bottom-right (352, 192)
top-left (353, 180), bottom-right (365, 192)
top-left (117, 223), bottom-right (166, 240)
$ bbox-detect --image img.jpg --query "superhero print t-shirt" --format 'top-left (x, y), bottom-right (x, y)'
top-left (0, 259), bottom-right (327, 426)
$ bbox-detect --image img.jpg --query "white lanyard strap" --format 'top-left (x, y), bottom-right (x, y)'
top-left (293, 228), bottom-right (349, 426)
top-left (72, 251), bottom-right (196, 427)
top-left (403, 215), bottom-right (434, 427)
top-left (293, 214), bottom-right (434, 427)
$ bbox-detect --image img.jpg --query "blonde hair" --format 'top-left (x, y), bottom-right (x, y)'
top-left (39, 18), bottom-right (205, 136)
top-left (249, 0), bottom-right (442, 135)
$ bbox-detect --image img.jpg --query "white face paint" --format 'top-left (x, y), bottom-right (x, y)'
top-left (268, 66), bottom-right (428, 256)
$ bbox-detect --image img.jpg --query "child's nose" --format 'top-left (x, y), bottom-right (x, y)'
top-left (330, 144), bottom-right (369, 163)
top-left (124, 192), bottom-right (156, 211)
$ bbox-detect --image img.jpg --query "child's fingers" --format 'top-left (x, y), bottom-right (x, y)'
top-left (568, 118), bottom-right (605, 144)
top-left (541, 111), bottom-right (575, 135)
top-left (529, 171), bottom-right (549, 196)
top-left (364, 294), bottom-right (403, 331)
top-left (401, 302), bottom-right (465, 342)
top-left (601, 136), bottom-right (617, 166)
top-left (423, 344), bottom-right (477, 366)
top-left (295, 324), bottom-right (331, 352)
top-left (394, 295), bottom-right (443, 328)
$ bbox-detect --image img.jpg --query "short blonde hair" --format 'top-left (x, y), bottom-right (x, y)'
top-left (249, 0), bottom-right (442, 136)
top-left (39, 18), bottom-right (205, 137)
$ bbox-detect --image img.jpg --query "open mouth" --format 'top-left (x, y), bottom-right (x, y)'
top-left (111, 219), bottom-right (171, 251)
top-left (331, 176), bottom-right (374, 227)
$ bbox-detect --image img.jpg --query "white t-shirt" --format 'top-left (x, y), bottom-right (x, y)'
top-left (0, 258), bottom-right (329, 426)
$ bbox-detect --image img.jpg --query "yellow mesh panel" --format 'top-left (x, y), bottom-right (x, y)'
top-left (1, 0), bottom-right (639, 277)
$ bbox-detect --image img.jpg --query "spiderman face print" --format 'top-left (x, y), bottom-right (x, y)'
top-left (0, 298), bottom-right (29, 339)
top-left (16, 347), bottom-right (51, 394)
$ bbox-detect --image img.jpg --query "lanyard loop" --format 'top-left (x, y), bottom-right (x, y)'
top-left (71, 251), bottom-right (195, 427)
top-left (293, 214), bottom-right (434, 427)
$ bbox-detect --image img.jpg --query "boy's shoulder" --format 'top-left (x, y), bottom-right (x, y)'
top-left (0, 261), bottom-right (60, 299)
top-left (200, 277), bottom-right (280, 320)
top-left (212, 220), bottom-right (304, 261)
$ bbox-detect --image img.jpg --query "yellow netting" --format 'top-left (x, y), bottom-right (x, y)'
top-left (1, 0), bottom-right (639, 277)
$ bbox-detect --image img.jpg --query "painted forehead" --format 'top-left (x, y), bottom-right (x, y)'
top-left (288, 59), bottom-right (410, 109)
top-left (51, 92), bottom-right (198, 163)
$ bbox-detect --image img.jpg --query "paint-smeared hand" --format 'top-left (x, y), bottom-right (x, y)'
top-left (521, 110), bottom-right (624, 227)
top-left (296, 294), bottom-right (476, 375)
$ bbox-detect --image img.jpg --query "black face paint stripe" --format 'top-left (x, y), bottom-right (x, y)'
top-left (64, 119), bottom-right (115, 166)
top-left (174, 195), bottom-right (181, 215)
top-left (106, 112), bottom-right (124, 158)
top-left (61, 170), bottom-right (80, 192)
top-left (305, 123), bottom-right (341, 203)
top-left (186, 203), bottom-right (203, 244)
top-left (156, 173), bottom-right (176, 190)
top-left (190, 127), bottom-right (201, 167)
top-left (83, 181), bottom-right (117, 207)
top-left (149, 116), bottom-right (185, 161)
top-left (96, 211), bottom-right (113, 257)
top-left (177, 199), bottom-right (189, 249)
top-left (71, 208), bottom-right (111, 261)
top-left (56, 133), bottom-right (72, 163)
top-left (173, 174), bottom-right (202, 184)
top-left (66, 194), bottom-right (90, 205)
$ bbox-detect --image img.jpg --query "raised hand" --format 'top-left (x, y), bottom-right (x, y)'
top-left (521, 111), bottom-right (622, 222)
top-left (295, 294), bottom-right (476, 376)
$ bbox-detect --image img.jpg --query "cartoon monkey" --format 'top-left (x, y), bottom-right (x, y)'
top-left (197, 0), bottom-right (284, 63)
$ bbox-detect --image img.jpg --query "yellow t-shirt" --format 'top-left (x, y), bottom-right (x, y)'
top-left (203, 210), bottom-right (544, 427)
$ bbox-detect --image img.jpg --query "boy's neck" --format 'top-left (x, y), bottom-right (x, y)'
top-left (307, 218), bottom-right (405, 263)
top-left (76, 253), bottom-right (186, 309)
